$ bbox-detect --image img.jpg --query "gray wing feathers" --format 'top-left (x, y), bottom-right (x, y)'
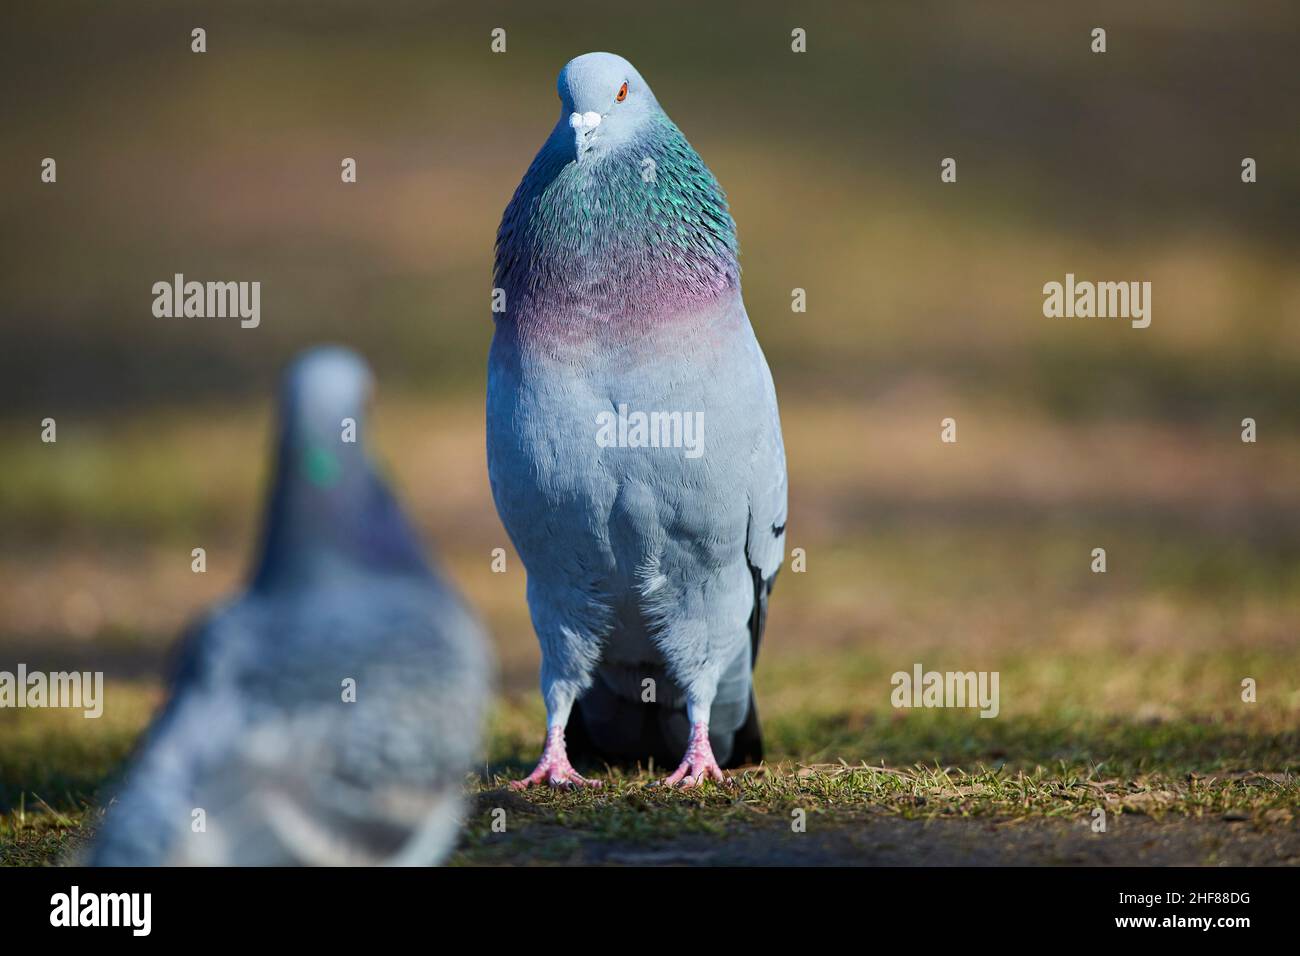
top-left (744, 342), bottom-right (788, 662)
top-left (90, 583), bottom-right (490, 866)
top-left (745, 338), bottom-right (788, 580)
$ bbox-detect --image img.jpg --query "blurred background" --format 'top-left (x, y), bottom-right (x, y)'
top-left (1, 1), bottom-right (1297, 862)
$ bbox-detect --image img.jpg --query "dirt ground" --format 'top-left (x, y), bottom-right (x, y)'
top-left (463, 791), bottom-right (1300, 866)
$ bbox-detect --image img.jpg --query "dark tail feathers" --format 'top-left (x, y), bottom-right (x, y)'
top-left (564, 687), bottom-right (763, 771)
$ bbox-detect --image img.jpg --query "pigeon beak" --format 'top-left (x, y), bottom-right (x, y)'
top-left (568, 110), bottom-right (602, 162)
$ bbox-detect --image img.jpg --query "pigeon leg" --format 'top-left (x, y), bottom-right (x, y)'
top-left (662, 721), bottom-right (728, 788)
top-left (511, 725), bottom-right (601, 789)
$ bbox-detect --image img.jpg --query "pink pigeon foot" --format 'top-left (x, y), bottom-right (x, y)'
top-left (512, 726), bottom-right (602, 789)
top-left (662, 722), bottom-right (729, 788)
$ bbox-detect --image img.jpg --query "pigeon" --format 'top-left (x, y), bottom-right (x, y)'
top-left (487, 52), bottom-right (786, 788)
top-left (90, 346), bottom-right (491, 865)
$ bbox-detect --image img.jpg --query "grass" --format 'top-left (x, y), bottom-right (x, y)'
top-left (2, 642), bottom-right (1295, 865)
top-left (0, 686), bottom-right (156, 866)
top-left (1, 393), bottom-right (1298, 865)
top-left (460, 763), bottom-right (1297, 864)
top-left (457, 648), bottom-right (1297, 864)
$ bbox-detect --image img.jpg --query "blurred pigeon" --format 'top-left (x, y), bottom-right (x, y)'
top-left (488, 53), bottom-right (786, 787)
top-left (91, 346), bottom-right (491, 865)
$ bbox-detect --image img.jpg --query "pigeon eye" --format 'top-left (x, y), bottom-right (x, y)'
top-left (616, 81), bottom-right (628, 103)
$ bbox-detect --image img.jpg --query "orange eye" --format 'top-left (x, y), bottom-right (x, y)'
top-left (616, 81), bottom-right (628, 103)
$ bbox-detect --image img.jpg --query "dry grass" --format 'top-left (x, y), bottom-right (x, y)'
top-left (1, 394), bottom-right (1297, 865)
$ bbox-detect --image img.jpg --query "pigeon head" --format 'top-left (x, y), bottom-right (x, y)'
top-left (558, 52), bottom-right (659, 165)
top-left (276, 346), bottom-right (378, 497)
top-left (252, 346), bottom-right (429, 590)
top-left (494, 52), bottom-right (739, 332)
top-left (280, 345), bottom-right (373, 448)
